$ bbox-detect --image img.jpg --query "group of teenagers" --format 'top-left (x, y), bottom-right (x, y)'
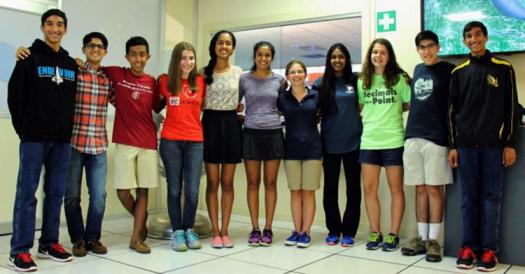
top-left (6, 8), bottom-right (519, 273)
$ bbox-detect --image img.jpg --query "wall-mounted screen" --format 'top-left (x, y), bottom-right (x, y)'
top-left (422, 0), bottom-right (525, 56)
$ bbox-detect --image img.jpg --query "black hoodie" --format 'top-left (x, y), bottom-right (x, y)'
top-left (448, 50), bottom-right (518, 149)
top-left (8, 39), bottom-right (78, 142)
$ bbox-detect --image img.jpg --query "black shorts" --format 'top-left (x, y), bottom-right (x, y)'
top-left (202, 110), bottom-right (242, 164)
top-left (358, 147), bottom-right (404, 166)
top-left (242, 128), bottom-right (284, 160)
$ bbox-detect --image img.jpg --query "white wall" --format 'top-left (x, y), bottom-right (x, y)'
top-left (0, 0), bottom-right (165, 232)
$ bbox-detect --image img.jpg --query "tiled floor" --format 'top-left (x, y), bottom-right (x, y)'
top-left (0, 214), bottom-right (523, 274)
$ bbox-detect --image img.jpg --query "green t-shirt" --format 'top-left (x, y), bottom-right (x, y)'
top-left (357, 74), bottom-right (410, 149)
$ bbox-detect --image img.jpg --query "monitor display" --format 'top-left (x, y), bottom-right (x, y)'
top-left (422, 0), bottom-right (525, 56)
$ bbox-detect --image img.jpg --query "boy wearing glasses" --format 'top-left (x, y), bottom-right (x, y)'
top-left (64, 32), bottom-right (111, 257)
top-left (401, 30), bottom-right (455, 262)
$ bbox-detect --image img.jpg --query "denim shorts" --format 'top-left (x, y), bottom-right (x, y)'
top-left (358, 147), bottom-right (404, 166)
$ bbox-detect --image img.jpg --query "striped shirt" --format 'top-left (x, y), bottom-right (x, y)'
top-left (71, 62), bottom-right (111, 154)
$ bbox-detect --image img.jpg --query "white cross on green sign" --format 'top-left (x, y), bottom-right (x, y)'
top-left (377, 11), bottom-right (396, 32)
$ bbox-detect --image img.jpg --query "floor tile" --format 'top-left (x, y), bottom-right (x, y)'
top-left (0, 265), bottom-right (17, 274)
top-left (107, 244), bottom-right (217, 273)
top-left (414, 256), bottom-right (510, 273)
top-left (508, 265), bottom-right (525, 273)
top-left (166, 257), bottom-right (285, 274)
top-left (296, 254), bottom-right (406, 274)
top-left (101, 217), bottom-right (134, 234)
top-left (399, 266), bottom-right (460, 274)
top-left (339, 240), bottom-right (424, 265)
top-left (33, 259), bottom-right (157, 274)
top-left (226, 242), bottom-right (330, 270)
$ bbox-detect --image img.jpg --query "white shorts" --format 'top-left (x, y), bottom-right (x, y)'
top-left (112, 144), bottom-right (159, 189)
top-left (403, 138), bottom-right (452, 186)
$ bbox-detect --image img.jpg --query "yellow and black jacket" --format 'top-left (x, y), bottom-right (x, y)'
top-left (448, 50), bottom-right (518, 149)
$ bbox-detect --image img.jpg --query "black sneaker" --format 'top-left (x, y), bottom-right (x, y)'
top-left (37, 243), bottom-right (73, 262)
top-left (382, 233), bottom-right (400, 251)
top-left (456, 246), bottom-right (476, 269)
top-left (477, 249), bottom-right (498, 272)
top-left (8, 252), bottom-right (37, 272)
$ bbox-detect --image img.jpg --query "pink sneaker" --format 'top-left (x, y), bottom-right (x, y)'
top-left (222, 236), bottom-right (234, 248)
top-left (211, 236), bottom-right (223, 249)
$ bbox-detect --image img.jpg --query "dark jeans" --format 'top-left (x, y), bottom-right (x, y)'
top-left (159, 139), bottom-right (203, 231)
top-left (322, 150), bottom-right (361, 237)
top-left (457, 146), bottom-right (504, 251)
top-left (64, 148), bottom-right (107, 243)
top-left (10, 141), bottom-right (71, 255)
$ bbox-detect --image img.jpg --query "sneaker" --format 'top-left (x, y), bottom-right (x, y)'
top-left (211, 236), bottom-right (223, 249)
top-left (221, 235), bottom-right (234, 248)
top-left (382, 233), bottom-right (400, 251)
top-left (341, 235), bottom-right (355, 247)
top-left (172, 229), bottom-right (188, 252)
top-left (425, 239), bottom-right (442, 262)
top-left (401, 237), bottom-right (426, 256)
top-left (477, 249), bottom-right (498, 272)
top-left (86, 240), bottom-right (107, 255)
top-left (285, 231), bottom-right (301, 246)
top-left (185, 229), bottom-right (202, 249)
top-left (325, 234), bottom-right (340, 245)
top-left (296, 233), bottom-right (311, 248)
top-left (248, 229), bottom-right (261, 246)
top-left (260, 229), bottom-right (273, 246)
top-left (8, 253), bottom-right (37, 272)
top-left (456, 246), bottom-right (476, 269)
top-left (129, 241), bottom-right (151, 254)
top-left (366, 232), bottom-right (383, 250)
top-left (72, 240), bottom-right (87, 257)
top-left (37, 243), bottom-right (73, 262)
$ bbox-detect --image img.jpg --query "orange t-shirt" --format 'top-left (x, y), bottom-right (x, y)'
top-left (159, 74), bottom-right (206, 142)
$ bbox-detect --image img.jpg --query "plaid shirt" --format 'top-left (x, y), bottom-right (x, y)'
top-left (71, 63), bottom-right (111, 154)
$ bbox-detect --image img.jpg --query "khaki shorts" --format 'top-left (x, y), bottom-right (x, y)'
top-left (284, 160), bottom-right (322, 190)
top-left (113, 144), bottom-right (159, 189)
top-left (403, 138), bottom-right (452, 186)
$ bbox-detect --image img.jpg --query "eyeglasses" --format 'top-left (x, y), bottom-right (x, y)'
top-left (85, 43), bottom-right (105, 50)
top-left (417, 43), bottom-right (437, 51)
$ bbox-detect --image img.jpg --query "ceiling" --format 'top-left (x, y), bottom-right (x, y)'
top-left (232, 17), bottom-right (361, 71)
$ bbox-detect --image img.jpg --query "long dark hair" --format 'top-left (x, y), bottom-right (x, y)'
top-left (250, 41), bottom-right (275, 72)
top-left (167, 42), bottom-right (197, 95)
top-left (360, 38), bottom-right (410, 90)
top-left (204, 30), bottom-right (236, 85)
top-left (318, 43), bottom-right (357, 116)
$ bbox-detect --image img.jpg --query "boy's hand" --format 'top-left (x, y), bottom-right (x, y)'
top-left (502, 147), bottom-right (516, 167)
top-left (15, 47), bottom-right (30, 60)
top-left (448, 149), bottom-right (458, 168)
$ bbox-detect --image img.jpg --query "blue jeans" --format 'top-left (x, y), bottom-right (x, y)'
top-left (64, 148), bottom-right (107, 243)
top-left (457, 146), bottom-right (504, 251)
top-left (10, 141), bottom-right (71, 255)
top-left (159, 139), bottom-right (203, 230)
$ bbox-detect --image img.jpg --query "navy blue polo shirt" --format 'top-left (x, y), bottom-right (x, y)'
top-left (277, 88), bottom-right (322, 160)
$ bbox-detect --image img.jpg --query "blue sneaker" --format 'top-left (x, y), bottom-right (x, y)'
top-left (366, 232), bottom-right (383, 250)
top-left (297, 233), bottom-right (311, 248)
top-left (172, 230), bottom-right (188, 252)
top-left (185, 229), bottom-right (202, 249)
top-left (325, 234), bottom-right (339, 245)
top-left (285, 231), bottom-right (301, 246)
top-left (341, 235), bottom-right (355, 247)
top-left (382, 233), bottom-right (399, 252)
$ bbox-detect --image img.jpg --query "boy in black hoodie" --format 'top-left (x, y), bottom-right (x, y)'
top-left (7, 8), bottom-right (77, 272)
top-left (448, 21), bottom-right (518, 272)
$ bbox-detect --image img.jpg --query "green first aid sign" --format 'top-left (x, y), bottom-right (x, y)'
top-left (377, 11), bottom-right (396, 32)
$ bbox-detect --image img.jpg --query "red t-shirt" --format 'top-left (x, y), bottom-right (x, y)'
top-left (159, 74), bottom-right (206, 142)
top-left (104, 67), bottom-right (160, 150)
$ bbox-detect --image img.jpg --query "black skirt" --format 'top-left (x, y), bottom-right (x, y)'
top-left (202, 110), bottom-right (242, 164)
top-left (242, 128), bottom-right (284, 160)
